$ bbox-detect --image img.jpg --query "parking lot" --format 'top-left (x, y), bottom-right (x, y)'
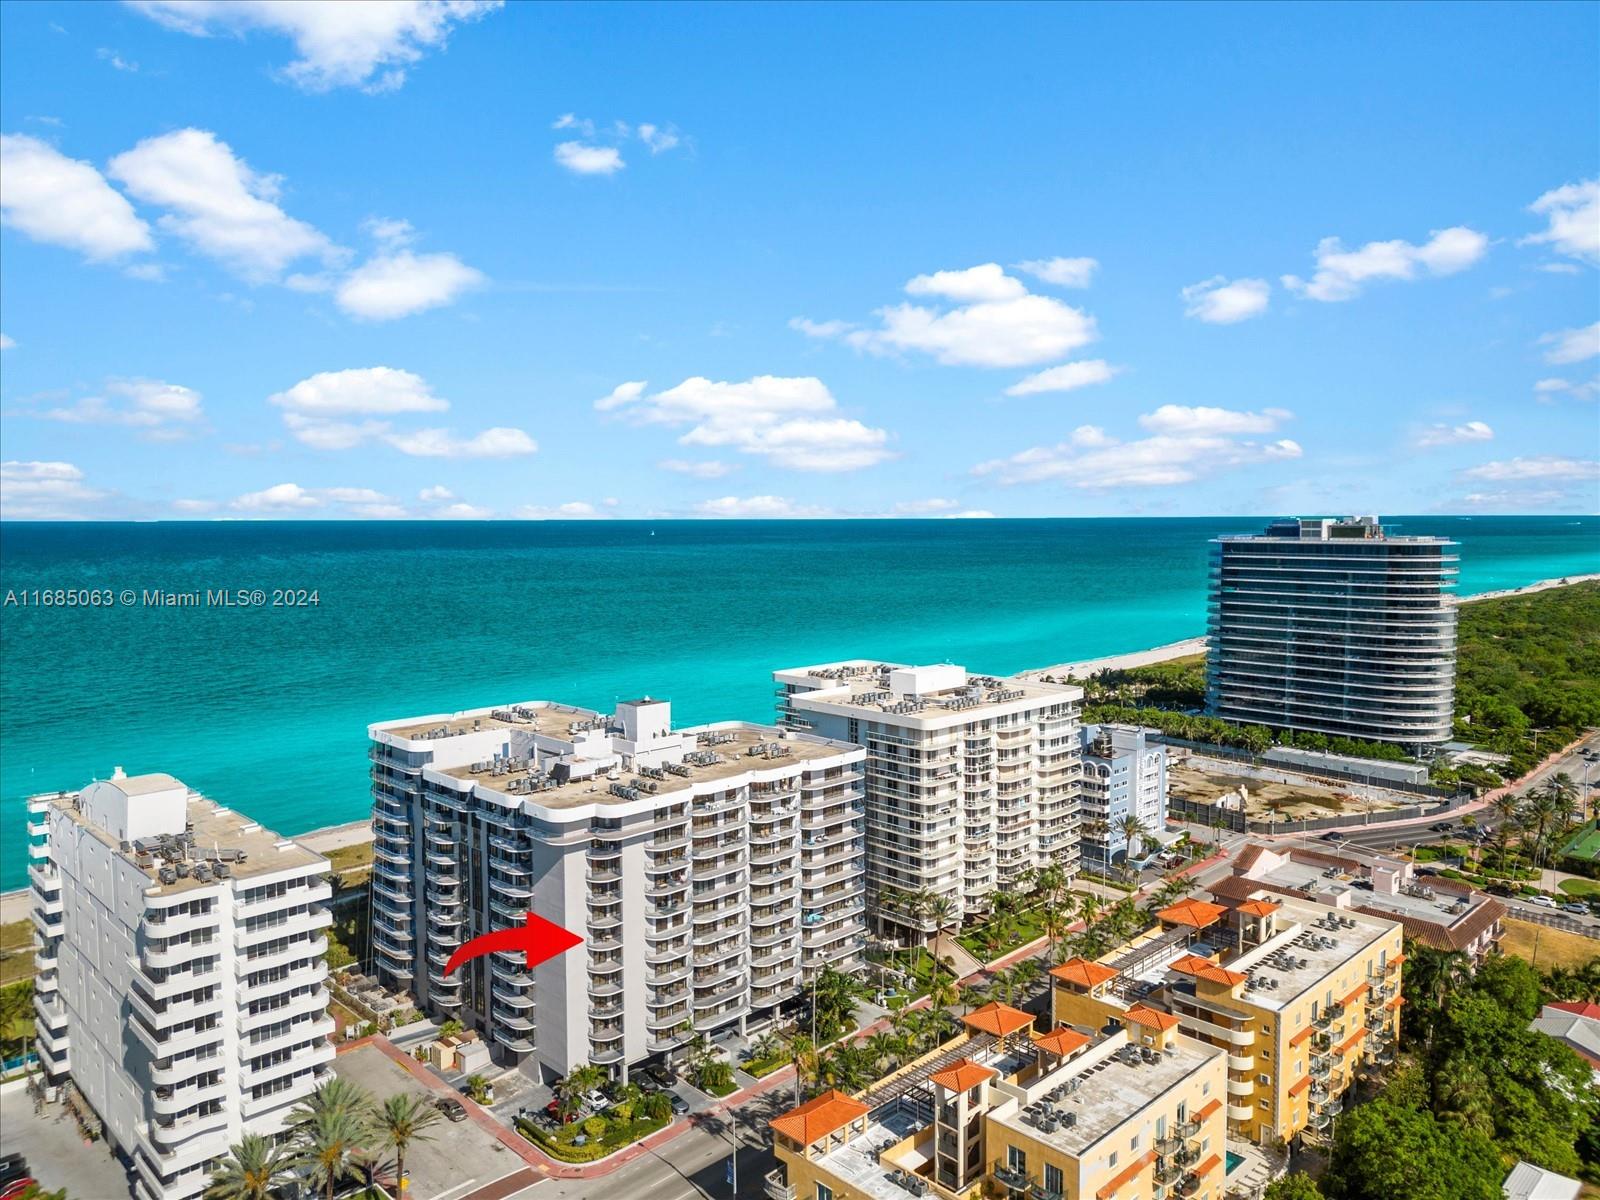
top-left (0, 1086), bottom-right (135, 1200)
top-left (334, 1043), bottom-right (539, 1200)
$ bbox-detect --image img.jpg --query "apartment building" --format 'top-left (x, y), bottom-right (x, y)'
top-left (1078, 724), bottom-right (1168, 870)
top-left (27, 771), bottom-right (334, 1200)
top-left (773, 661), bottom-right (1082, 936)
top-left (766, 1002), bottom-right (1230, 1200)
top-left (1049, 890), bottom-right (1403, 1147)
top-left (368, 697), bottom-right (866, 1082)
top-left (1215, 843), bottom-right (1505, 962)
top-left (1205, 515), bottom-right (1459, 753)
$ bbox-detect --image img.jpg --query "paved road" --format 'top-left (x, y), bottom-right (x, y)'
top-left (0, 1088), bottom-right (135, 1200)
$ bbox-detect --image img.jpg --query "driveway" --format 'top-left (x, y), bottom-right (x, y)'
top-left (0, 1087), bottom-right (135, 1200)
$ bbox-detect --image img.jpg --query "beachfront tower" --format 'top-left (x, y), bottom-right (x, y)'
top-left (1078, 723), bottom-right (1169, 870)
top-left (26, 771), bottom-right (334, 1200)
top-left (772, 661), bottom-right (1083, 943)
top-left (368, 699), bottom-right (866, 1083)
top-left (1205, 516), bottom-right (1459, 754)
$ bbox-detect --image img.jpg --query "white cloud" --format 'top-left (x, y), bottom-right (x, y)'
top-left (789, 317), bottom-right (856, 339)
top-left (281, 413), bottom-right (391, 450)
top-left (636, 123), bottom-right (680, 154)
top-left (418, 485), bottom-right (454, 501)
top-left (27, 377), bottom-right (205, 432)
top-left (599, 375), bottom-right (893, 472)
top-left (695, 495), bottom-right (832, 518)
top-left (802, 263), bottom-right (1099, 369)
top-left (270, 367), bottom-right (448, 415)
top-left (436, 502), bottom-right (492, 519)
top-left (108, 128), bottom-right (339, 281)
top-left (232, 482), bottom-right (322, 511)
top-left (363, 216), bottom-right (415, 247)
top-left (1539, 321), bottom-right (1600, 365)
top-left (1004, 359), bottom-right (1119, 397)
top-left (1458, 488), bottom-right (1576, 511)
top-left (905, 263), bottom-right (1027, 303)
top-left (1137, 405), bottom-right (1292, 436)
top-left (552, 114), bottom-right (593, 135)
top-left (1462, 455), bottom-right (1599, 482)
top-left (1182, 276), bottom-right (1271, 324)
top-left (0, 133), bottom-right (153, 261)
top-left (1537, 262), bottom-right (1581, 275)
top-left (974, 411), bottom-right (1301, 489)
top-left (0, 334), bottom-right (14, 350)
top-left (321, 487), bottom-right (393, 504)
top-left (1282, 226), bottom-right (1488, 302)
top-left (335, 250), bottom-right (484, 320)
top-left (385, 426), bottom-right (537, 458)
top-left (891, 498), bottom-right (958, 515)
top-left (1535, 376), bottom-right (1599, 402)
top-left (128, 0), bottom-right (502, 92)
top-left (1521, 179), bottom-right (1599, 267)
top-left (1416, 420), bottom-right (1494, 448)
top-left (0, 460), bottom-right (104, 518)
top-left (595, 380), bottom-right (647, 411)
top-left (172, 498), bottom-right (219, 514)
top-left (554, 142), bottom-right (624, 176)
top-left (659, 458), bottom-right (734, 479)
top-left (97, 47), bottom-right (140, 72)
top-left (1013, 257), bottom-right (1098, 289)
top-left (515, 501), bottom-right (607, 520)
top-left (942, 509), bottom-right (996, 519)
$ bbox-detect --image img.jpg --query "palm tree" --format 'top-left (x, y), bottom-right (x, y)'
top-left (371, 1093), bottom-right (442, 1196)
top-left (295, 1109), bottom-right (370, 1200)
top-left (1406, 945), bottom-right (1468, 1052)
top-left (288, 1078), bottom-right (373, 1129)
top-left (956, 984), bottom-right (988, 1015)
top-left (1011, 957), bottom-right (1041, 1001)
top-left (785, 1034), bottom-right (817, 1104)
top-left (555, 1063), bottom-right (606, 1121)
top-left (206, 1134), bottom-right (291, 1200)
top-left (927, 894), bottom-right (959, 960)
top-left (1116, 816), bottom-right (1148, 883)
top-left (863, 1031), bottom-right (902, 1077)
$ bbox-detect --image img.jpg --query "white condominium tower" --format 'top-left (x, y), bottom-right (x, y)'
top-left (772, 662), bottom-right (1083, 938)
top-left (26, 771), bottom-right (334, 1200)
top-left (1206, 516), bottom-right (1459, 753)
top-left (368, 698), bottom-right (866, 1082)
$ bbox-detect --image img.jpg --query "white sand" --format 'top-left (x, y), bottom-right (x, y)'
top-left (1021, 636), bottom-right (1208, 681)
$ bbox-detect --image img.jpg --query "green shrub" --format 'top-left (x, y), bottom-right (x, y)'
top-left (581, 1115), bottom-right (607, 1138)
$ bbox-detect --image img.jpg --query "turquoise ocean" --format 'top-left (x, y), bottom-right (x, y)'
top-left (2, 516), bottom-right (1596, 890)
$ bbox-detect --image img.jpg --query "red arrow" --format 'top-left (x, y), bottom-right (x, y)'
top-left (442, 911), bottom-right (583, 978)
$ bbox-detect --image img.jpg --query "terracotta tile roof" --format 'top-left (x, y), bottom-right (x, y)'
top-left (1340, 983), bottom-right (1370, 1007)
top-left (1233, 844), bottom-right (1271, 871)
top-left (1194, 1098), bottom-right (1222, 1122)
top-left (1095, 1150), bottom-right (1154, 1199)
top-left (1050, 957), bottom-right (1120, 988)
top-left (1387, 953), bottom-right (1405, 969)
top-left (1207, 875), bottom-right (1282, 902)
top-left (963, 1001), bottom-right (1034, 1038)
top-left (768, 1089), bottom-right (869, 1145)
top-left (1168, 953), bottom-right (1218, 974)
top-left (1289, 1026), bottom-right (1315, 1047)
top-left (1195, 1153), bottom-right (1223, 1178)
top-left (928, 1058), bottom-right (997, 1092)
top-left (1156, 897), bottom-right (1226, 929)
top-left (1125, 1004), bottom-right (1180, 1032)
top-left (1385, 995), bottom-right (1406, 1010)
top-left (1288, 1074), bottom-right (1312, 1096)
top-left (1237, 898), bottom-right (1282, 917)
top-left (1033, 1026), bottom-right (1092, 1057)
top-left (1352, 895), bottom-right (1506, 953)
top-left (1170, 952), bottom-right (1248, 986)
top-left (1550, 1001), bottom-right (1600, 1020)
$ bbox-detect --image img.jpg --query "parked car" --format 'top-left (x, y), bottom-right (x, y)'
top-left (1529, 894), bottom-right (1557, 908)
top-left (1429, 821), bottom-right (1454, 832)
top-left (435, 1097), bottom-right (468, 1122)
top-left (1560, 902), bottom-right (1589, 916)
top-left (636, 1064), bottom-right (676, 1090)
top-left (1319, 832), bottom-right (1344, 842)
top-left (544, 1099), bottom-right (578, 1125)
top-left (669, 1093), bottom-right (690, 1115)
top-left (582, 1088), bottom-right (610, 1111)
top-left (0, 1178), bottom-right (37, 1200)
top-left (0, 1155), bottom-right (27, 1188)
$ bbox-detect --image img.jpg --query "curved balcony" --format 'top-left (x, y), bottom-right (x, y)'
top-left (1227, 1076), bottom-right (1252, 1098)
top-left (491, 958), bottom-right (535, 986)
top-left (491, 877), bottom-right (534, 900)
top-left (1227, 1102), bottom-right (1254, 1122)
top-left (493, 1029), bottom-right (534, 1053)
top-left (1228, 1054), bottom-right (1254, 1073)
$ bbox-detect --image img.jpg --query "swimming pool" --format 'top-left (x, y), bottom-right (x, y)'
top-left (1226, 1151), bottom-right (1245, 1174)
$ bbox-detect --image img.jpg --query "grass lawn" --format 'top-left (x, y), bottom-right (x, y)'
top-left (0, 921), bottom-right (35, 987)
top-left (1500, 918), bottom-right (1600, 971)
top-left (326, 841), bottom-right (375, 877)
top-left (1557, 878), bottom-right (1600, 898)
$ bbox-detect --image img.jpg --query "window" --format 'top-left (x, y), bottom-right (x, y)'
top-left (1108, 1151), bottom-right (1118, 1169)
top-left (1045, 1164), bottom-right (1063, 1195)
top-left (1130, 1133), bottom-right (1141, 1151)
top-left (816, 1185), bottom-right (833, 1200)
top-left (1257, 1074), bottom-right (1269, 1084)
top-left (1008, 1146), bottom-right (1027, 1173)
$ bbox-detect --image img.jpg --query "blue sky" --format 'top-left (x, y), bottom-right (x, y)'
top-left (1, 0), bottom-right (1596, 520)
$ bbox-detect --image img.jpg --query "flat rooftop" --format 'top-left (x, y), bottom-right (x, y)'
top-left (42, 787), bottom-right (325, 895)
top-left (379, 700), bottom-right (602, 742)
top-left (1214, 897), bottom-right (1395, 1011)
top-left (435, 723), bottom-right (859, 811)
top-left (1242, 854), bottom-right (1493, 934)
top-left (779, 660), bottom-right (1078, 720)
top-left (991, 1035), bottom-right (1224, 1156)
top-left (812, 1103), bottom-right (928, 1200)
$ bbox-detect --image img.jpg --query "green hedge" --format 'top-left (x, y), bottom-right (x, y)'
top-left (516, 1112), bottom-right (672, 1163)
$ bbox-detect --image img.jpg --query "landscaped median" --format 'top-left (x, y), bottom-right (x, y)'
top-left (516, 1107), bottom-right (674, 1163)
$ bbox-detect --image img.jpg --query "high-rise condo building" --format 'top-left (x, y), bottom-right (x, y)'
top-left (1078, 724), bottom-right (1169, 871)
top-left (772, 662), bottom-right (1083, 937)
top-left (368, 698), bottom-right (866, 1082)
top-left (27, 771), bottom-right (334, 1200)
top-left (1049, 889), bottom-right (1403, 1147)
top-left (1205, 515), bottom-right (1459, 753)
